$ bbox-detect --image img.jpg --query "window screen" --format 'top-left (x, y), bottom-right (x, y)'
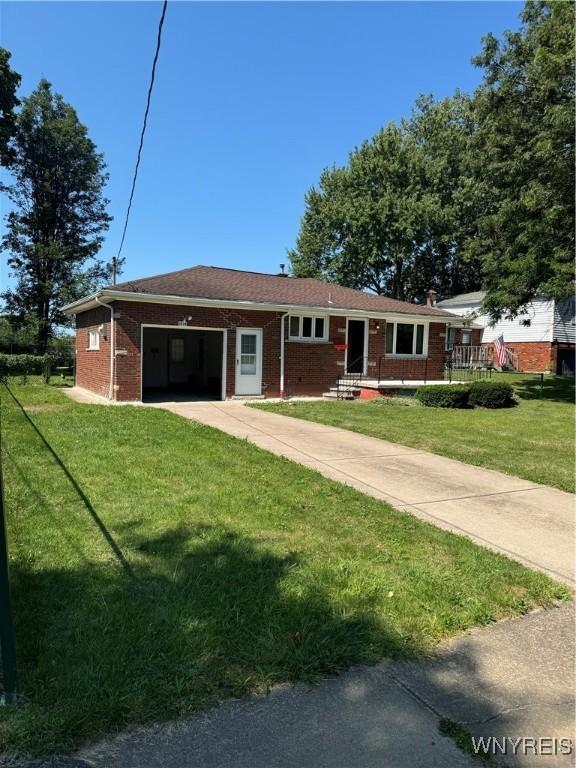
top-left (385, 324), bottom-right (394, 353)
top-left (415, 324), bottom-right (424, 355)
top-left (170, 337), bottom-right (185, 363)
top-left (289, 316), bottom-right (300, 337)
top-left (88, 330), bottom-right (100, 350)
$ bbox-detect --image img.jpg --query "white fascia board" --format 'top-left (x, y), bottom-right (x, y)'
top-left (61, 292), bottom-right (108, 314)
top-left (62, 289), bottom-right (456, 322)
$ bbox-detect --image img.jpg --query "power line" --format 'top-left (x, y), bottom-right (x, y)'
top-left (114, 0), bottom-right (168, 275)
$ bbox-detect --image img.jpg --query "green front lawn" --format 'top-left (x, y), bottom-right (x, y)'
top-left (253, 374), bottom-right (575, 493)
top-left (0, 382), bottom-right (568, 756)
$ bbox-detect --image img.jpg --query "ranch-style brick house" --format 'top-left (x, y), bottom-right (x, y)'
top-left (63, 265), bottom-right (476, 402)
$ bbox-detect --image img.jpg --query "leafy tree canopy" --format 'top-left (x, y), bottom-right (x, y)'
top-left (1, 79), bottom-right (112, 351)
top-left (0, 47), bottom-right (20, 166)
top-left (469, 0), bottom-right (574, 318)
top-left (290, 94), bottom-right (480, 303)
top-left (290, 1), bottom-right (574, 318)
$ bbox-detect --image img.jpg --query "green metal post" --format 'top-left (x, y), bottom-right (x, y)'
top-left (0, 398), bottom-right (17, 704)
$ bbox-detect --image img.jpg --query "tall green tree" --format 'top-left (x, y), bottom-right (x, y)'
top-left (1, 80), bottom-right (112, 351)
top-left (290, 95), bottom-right (479, 302)
top-left (0, 48), bottom-right (20, 166)
top-left (469, 0), bottom-right (574, 318)
top-left (403, 93), bottom-right (481, 300)
top-left (290, 124), bottom-right (422, 299)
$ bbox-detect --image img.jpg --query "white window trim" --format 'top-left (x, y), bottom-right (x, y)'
top-left (385, 321), bottom-right (429, 357)
top-left (87, 329), bottom-right (100, 351)
top-left (287, 314), bottom-right (329, 343)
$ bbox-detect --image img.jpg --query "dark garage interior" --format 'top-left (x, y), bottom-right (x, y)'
top-left (142, 327), bottom-right (224, 401)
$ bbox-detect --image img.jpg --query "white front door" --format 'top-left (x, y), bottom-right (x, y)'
top-left (235, 329), bottom-right (263, 395)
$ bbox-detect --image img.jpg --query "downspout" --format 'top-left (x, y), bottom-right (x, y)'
top-left (279, 312), bottom-right (289, 399)
top-left (95, 295), bottom-right (115, 401)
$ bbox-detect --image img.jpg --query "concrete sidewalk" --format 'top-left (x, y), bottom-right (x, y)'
top-left (78, 601), bottom-right (575, 768)
top-left (153, 400), bottom-right (575, 586)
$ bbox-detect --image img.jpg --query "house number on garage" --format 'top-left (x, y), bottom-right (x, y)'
top-left (177, 320), bottom-right (188, 326)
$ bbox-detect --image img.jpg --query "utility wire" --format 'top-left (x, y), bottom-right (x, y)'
top-left (114, 0), bottom-right (168, 270)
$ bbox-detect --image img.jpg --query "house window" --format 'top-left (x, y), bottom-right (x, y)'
top-left (240, 333), bottom-right (257, 374)
top-left (88, 330), bottom-right (100, 350)
top-left (288, 314), bottom-right (328, 342)
top-left (461, 330), bottom-right (471, 346)
top-left (384, 322), bottom-right (427, 356)
top-left (170, 337), bottom-right (185, 363)
top-left (445, 327), bottom-right (455, 352)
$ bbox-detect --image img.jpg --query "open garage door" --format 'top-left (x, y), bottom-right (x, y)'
top-left (142, 326), bottom-right (225, 401)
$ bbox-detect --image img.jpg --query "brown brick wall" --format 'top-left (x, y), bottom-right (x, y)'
top-left (504, 341), bottom-right (554, 373)
top-left (284, 316), bottom-right (344, 396)
top-left (112, 301), bottom-right (284, 401)
top-left (377, 321), bottom-right (447, 380)
top-left (75, 302), bottom-right (450, 400)
top-left (75, 306), bottom-right (112, 398)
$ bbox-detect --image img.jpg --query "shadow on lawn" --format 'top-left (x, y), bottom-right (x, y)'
top-left (5, 385), bottom-right (133, 575)
top-left (509, 374), bottom-right (575, 403)
top-left (10, 526), bottom-right (573, 764)
top-left (3, 385), bottom-right (572, 762)
top-left (6, 522), bottom-right (417, 754)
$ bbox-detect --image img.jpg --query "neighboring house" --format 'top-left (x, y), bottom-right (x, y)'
top-left (437, 291), bottom-right (576, 375)
top-left (63, 265), bottom-right (471, 402)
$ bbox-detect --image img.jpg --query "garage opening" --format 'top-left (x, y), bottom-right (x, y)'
top-left (142, 327), bottom-right (225, 401)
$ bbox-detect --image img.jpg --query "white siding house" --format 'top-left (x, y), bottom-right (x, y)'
top-left (437, 291), bottom-right (575, 374)
top-left (437, 292), bottom-right (560, 343)
top-left (554, 295), bottom-right (576, 344)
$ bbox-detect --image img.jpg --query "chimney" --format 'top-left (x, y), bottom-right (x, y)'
top-left (426, 289), bottom-right (438, 307)
top-left (277, 263), bottom-right (288, 277)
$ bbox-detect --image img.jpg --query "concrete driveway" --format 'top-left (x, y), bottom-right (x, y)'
top-left (154, 400), bottom-right (575, 585)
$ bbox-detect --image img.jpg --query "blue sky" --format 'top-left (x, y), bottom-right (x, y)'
top-left (1, 1), bottom-right (522, 286)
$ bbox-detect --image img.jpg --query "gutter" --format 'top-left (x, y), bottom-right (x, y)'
top-left (62, 290), bottom-right (456, 323)
top-left (95, 295), bottom-right (115, 401)
top-left (279, 312), bottom-right (289, 399)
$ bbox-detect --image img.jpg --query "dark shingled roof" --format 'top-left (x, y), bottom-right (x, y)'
top-left (109, 266), bottom-right (454, 317)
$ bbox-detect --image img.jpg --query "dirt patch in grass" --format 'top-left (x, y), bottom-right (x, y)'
top-left (23, 404), bottom-right (68, 414)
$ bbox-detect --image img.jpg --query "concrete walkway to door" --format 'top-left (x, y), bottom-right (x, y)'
top-left (153, 400), bottom-right (575, 585)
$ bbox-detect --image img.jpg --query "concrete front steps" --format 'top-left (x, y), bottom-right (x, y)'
top-left (322, 386), bottom-right (360, 400)
top-left (322, 377), bottom-right (365, 400)
top-left (322, 377), bottom-right (453, 400)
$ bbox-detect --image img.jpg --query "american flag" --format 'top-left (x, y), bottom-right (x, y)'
top-left (494, 335), bottom-right (506, 367)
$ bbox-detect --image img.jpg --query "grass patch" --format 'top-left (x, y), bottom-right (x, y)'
top-left (0, 381), bottom-right (568, 755)
top-left (252, 374), bottom-right (575, 492)
top-left (439, 719), bottom-right (493, 765)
